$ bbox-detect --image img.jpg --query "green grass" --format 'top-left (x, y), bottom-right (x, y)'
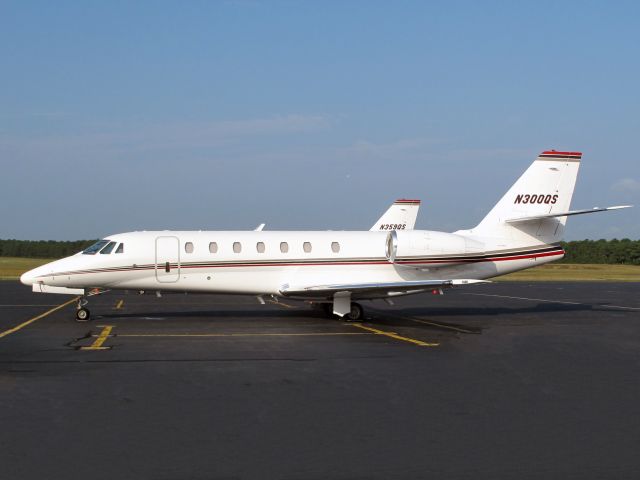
top-left (496, 263), bottom-right (640, 282)
top-left (1, 257), bottom-right (640, 282)
top-left (0, 257), bottom-right (57, 280)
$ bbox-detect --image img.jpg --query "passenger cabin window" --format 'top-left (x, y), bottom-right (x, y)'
top-left (331, 242), bottom-right (340, 253)
top-left (256, 242), bottom-right (265, 253)
top-left (209, 242), bottom-right (218, 253)
top-left (82, 240), bottom-right (109, 255)
top-left (100, 241), bottom-right (117, 254)
top-left (185, 242), bottom-right (194, 254)
top-left (303, 242), bottom-right (312, 253)
top-left (115, 243), bottom-right (124, 254)
top-left (233, 242), bottom-right (242, 253)
top-left (280, 242), bottom-right (289, 253)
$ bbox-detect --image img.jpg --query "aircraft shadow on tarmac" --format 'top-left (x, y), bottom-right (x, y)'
top-left (97, 299), bottom-right (594, 321)
top-left (90, 300), bottom-right (602, 339)
top-left (390, 302), bottom-right (597, 318)
top-left (364, 301), bottom-right (616, 335)
top-left (97, 308), bottom-right (307, 320)
top-left (93, 308), bottom-right (484, 337)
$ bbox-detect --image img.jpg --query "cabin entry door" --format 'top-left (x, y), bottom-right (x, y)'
top-left (155, 236), bottom-right (180, 283)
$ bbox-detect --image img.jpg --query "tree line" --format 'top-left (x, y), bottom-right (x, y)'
top-left (0, 239), bottom-right (97, 259)
top-left (1, 238), bottom-right (639, 264)
top-left (558, 239), bottom-right (640, 265)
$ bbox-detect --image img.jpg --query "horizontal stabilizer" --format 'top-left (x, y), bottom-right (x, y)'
top-left (281, 279), bottom-right (489, 298)
top-left (505, 205), bottom-right (632, 224)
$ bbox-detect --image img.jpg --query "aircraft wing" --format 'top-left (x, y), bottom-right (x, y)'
top-left (280, 278), bottom-right (488, 299)
top-left (505, 205), bottom-right (631, 223)
top-left (370, 199), bottom-right (421, 231)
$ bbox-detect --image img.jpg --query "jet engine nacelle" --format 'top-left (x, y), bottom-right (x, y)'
top-left (385, 230), bottom-right (483, 262)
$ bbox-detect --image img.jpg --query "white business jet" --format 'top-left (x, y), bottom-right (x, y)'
top-left (21, 150), bottom-right (630, 321)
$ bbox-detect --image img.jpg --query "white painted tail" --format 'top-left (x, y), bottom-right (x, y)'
top-left (370, 199), bottom-right (421, 231)
top-left (462, 150), bottom-right (582, 246)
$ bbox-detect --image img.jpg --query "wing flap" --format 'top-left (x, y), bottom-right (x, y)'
top-left (280, 279), bottom-right (488, 298)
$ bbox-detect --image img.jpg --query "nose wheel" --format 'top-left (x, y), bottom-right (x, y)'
top-left (76, 297), bottom-right (91, 322)
top-left (73, 289), bottom-right (109, 321)
top-left (76, 307), bottom-right (91, 321)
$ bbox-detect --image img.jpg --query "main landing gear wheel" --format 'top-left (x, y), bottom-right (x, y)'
top-left (76, 307), bottom-right (90, 322)
top-left (345, 302), bottom-right (364, 322)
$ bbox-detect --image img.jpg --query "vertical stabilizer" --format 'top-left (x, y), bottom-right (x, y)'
top-left (462, 151), bottom-right (581, 246)
top-left (370, 199), bottom-right (421, 230)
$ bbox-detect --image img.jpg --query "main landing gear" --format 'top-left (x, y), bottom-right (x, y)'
top-left (345, 302), bottom-right (364, 321)
top-left (319, 301), bottom-right (364, 321)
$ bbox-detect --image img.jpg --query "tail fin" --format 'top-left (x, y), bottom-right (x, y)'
top-left (370, 199), bottom-right (421, 231)
top-left (464, 150), bottom-right (581, 245)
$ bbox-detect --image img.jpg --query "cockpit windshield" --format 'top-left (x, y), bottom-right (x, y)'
top-left (82, 240), bottom-right (109, 255)
top-left (100, 241), bottom-right (117, 254)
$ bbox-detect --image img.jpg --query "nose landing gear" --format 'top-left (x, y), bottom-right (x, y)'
top-left (76, 307), bottom-right (90, 321)
top-left (76, 297), bottom-right (90, 322)
top-left (74, 289), bottom-right (109, 321)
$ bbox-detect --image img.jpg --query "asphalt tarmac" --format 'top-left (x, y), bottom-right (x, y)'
top-left (1, 281), bottom-right (639, 479)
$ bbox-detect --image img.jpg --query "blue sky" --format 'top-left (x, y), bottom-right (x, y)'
top-left (1, 0), bottom-right (639, 240)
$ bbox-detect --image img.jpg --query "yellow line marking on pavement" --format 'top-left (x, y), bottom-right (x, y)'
top-left (408, 317), bottom-right (477, 334)
top-left (267, 299), bottom-right (297, 309)
top-left (0, 304), bottom-right (62, 307)
top-left (0, 296), bottom-right (80, 340)
top-left (114, 299), bottom-right (124, 310)
top-left (368, 308), bottom-right (477, 335)
top-left (112, 332), bottom-right (371, 338)
top-left (349, 323), bottom-right (439, 347)
top-left (80, 325), bottom-right (114, 351)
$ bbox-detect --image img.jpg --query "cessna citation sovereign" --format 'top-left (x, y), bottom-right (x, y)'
top-left (21, 151), bottom-right (630, 321)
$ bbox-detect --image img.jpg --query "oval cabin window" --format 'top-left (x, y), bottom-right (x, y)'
top-left (209, 242), bottom-right (218, 254)
top-left (303, 242), bottom-right (312, 253)
top-left (233, 242), bottom-right (242, 253)
top-left (185, 242), bottom-right (194, 254)
top-left (280, 242), bottom-right (289, 253)
top-left (331, 242), bottom-right (340, 253)
top-left (256, 242), bottom-right (265, 253)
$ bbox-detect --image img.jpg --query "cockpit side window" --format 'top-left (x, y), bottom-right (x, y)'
top-left (115, 243), bottom-right (124, 254)
top-left (82, 240), bottom-right (109, 255)
top-left (100, 241), bottom-right (117, 254)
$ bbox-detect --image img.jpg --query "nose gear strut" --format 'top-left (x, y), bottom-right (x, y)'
top-left (76, 297), bottom-right (90, 321)
top-left (75, 288), bottom-right (110, 322)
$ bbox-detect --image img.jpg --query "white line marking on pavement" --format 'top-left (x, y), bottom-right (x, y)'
top-left (463, 293), bottom-right (640, 311)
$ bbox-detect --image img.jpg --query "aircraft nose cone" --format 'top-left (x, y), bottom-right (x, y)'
top-left (20, 269), bottom-right (35, 286)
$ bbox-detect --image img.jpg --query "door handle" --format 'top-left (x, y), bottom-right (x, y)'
top-left (165, 262), bottom-right (170, 273)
